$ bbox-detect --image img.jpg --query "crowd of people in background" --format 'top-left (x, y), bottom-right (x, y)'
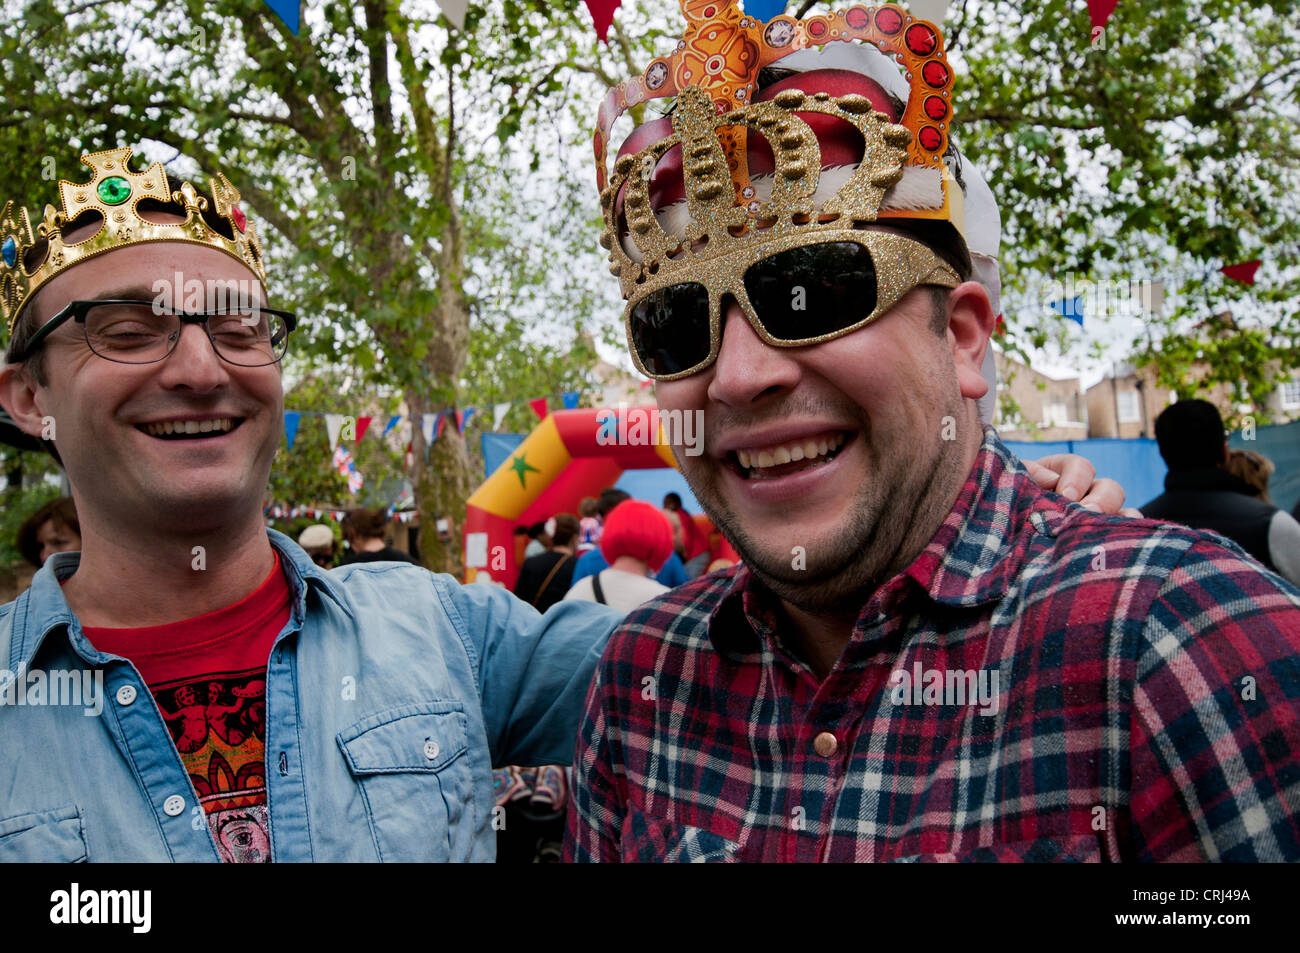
top-left (511, 486), bottom-right (737, 615)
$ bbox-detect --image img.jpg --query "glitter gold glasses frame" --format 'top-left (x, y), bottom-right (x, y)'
top-left (623, 230), bottom-right (961, 382)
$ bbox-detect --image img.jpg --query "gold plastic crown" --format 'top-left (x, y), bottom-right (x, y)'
top-left (594, 1), bottom-right (959, 297)
top-left (1, 147), bottom-right (265, 334)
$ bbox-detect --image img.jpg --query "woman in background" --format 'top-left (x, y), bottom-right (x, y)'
top-left (17, 497), bottom-right (81, 567)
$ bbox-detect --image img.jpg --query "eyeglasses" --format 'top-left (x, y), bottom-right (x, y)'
top-left (11, 299), bottom-right (297, 367)
top-left (625, 232), bottom-right (961, 381)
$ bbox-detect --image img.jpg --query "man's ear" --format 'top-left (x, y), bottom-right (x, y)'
top-left (944, 281), bottom-right (996, 401)
top-left (0, 363), bottom-right (49, 438)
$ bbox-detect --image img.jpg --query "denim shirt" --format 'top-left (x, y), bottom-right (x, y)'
top-left (0, 530), bottom-right (621, 862)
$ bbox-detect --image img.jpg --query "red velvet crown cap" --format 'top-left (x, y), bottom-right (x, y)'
top-left (615, 69), bottom-right (899, 217)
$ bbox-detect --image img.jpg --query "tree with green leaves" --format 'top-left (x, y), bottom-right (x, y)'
top-left (0, 0), bottom-right (663, 574)
top-left (945, 0), bottom-right (1300, 424)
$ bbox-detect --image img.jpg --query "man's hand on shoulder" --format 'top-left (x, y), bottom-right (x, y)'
top-left (1024, 453), bottom-right (1142, 517)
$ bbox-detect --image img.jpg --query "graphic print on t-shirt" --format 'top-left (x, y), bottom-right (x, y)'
top-left (153, 668), bottom-right (270, 863)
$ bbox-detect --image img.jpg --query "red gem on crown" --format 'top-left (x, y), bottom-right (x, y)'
top-left (875, 8), bottom-right (903, 34)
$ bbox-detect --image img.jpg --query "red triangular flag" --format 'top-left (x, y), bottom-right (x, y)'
top-left (529, 397), bottom-right (549, 420)
top-left (434, 412), bottom-right (447, 440)
top-left (452, 410), bottom-right (464, 434)
top-left (355, 416), bottom-right (373, 443)
top-left (1221, 260), bottom-right (1261, 285)
top-left (583, 0), bottom-right (620, 42)
top-left (1087, 0), bottom-right (1118, 30)
top-left (994, 313), bottom-right (1007, 337)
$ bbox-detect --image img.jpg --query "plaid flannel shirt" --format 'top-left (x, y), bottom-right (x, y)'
top-left (565, 429), bottom-right (1300, 862)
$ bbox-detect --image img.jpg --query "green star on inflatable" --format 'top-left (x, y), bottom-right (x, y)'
top-left (510, 453), bottom-right (540, 488)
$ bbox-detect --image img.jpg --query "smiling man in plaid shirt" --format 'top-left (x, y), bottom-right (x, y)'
top-left (565, 1), bottom-right (1300, 862)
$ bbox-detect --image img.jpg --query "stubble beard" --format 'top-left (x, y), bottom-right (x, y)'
top-left (682, 400), bottom-right (973, 614)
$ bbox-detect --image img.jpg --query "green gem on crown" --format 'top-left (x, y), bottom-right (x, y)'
top-left (96, 176), bottom-right (131, 206)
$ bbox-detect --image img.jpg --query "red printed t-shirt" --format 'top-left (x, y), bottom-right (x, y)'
top-left (83, 553), bottom-right (291, 863)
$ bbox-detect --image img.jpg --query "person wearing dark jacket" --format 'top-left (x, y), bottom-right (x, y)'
top-left (1141, 399), bottom-right (1300, 585)
top-left (513, 513), bottom-right (580, 612)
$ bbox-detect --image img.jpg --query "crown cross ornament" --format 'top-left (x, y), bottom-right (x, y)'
top-left (1, 147), bottom-right (265, 334)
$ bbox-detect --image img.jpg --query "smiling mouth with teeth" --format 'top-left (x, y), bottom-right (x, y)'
top-left (730, 431), bottom-right (851, 480)
top-left (137, 418), bottom-right (243, 440)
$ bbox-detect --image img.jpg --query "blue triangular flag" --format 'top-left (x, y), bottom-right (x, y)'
top-left (744, 0), bottom-right (787, 21)
top-left (562, 391), bottom-right (581, 410)
top-left (382, 414), bottom-right (401, 437)
top-left (284, 411), bottom-right (301, 449)
top-left (262, 0), bottom-right (300, 34)
top-left (1050, 296), bottom-right (1085, 326)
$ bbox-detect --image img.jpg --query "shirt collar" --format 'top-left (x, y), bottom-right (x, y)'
top-left (903, 427), bottom-right (1055, 606)
top-left (5, 529), bottom-right (354, 671)
top-left (705, 427), bottom-right (1054, 655)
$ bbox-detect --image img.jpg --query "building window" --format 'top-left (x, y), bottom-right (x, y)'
top-left (1044, 402), bottom-right (1070, 427)
top-left (1280, 379), bottom-right (1300, 410)
top-left (1117, 389), bottom-right (1141, 423)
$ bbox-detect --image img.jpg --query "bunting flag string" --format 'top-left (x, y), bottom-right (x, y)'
top-left (278, 380), bottom-right (654, 450)
top-left (261, 0), bottom-right (300, 34)
top-left (324, 414), bottom-right (345, 449)
top-left (1087, 0), bottom-right (1119, 31)
top-left (284, 411), bottom-right (301, 449)
top-left (1000, 251), bottom-right (1288, 332)
top-left (492, 402), bottom-right (512, 432)
top-left (1221, 260), bottom-right (1262, 285)
top-left (583, 0), bottom-right (620, 42)
top-left (265, 504), bottom-right (420, 524)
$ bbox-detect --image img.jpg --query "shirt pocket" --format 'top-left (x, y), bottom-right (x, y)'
top-left (0, 805), bottom-right (88, 863)
top-left (620, 808), bottom-right (740, 863)
top-left (889, 835), bottom-right (1102, 862)
top-left (338, 701), bottom-right (473, 862)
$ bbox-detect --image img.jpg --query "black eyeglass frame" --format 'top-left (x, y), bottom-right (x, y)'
top-left (9, 298), bottom-right (298, 367)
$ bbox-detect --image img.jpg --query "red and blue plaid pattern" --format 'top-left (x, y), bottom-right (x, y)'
top-left (565, 430), bottom-right (1300, 862)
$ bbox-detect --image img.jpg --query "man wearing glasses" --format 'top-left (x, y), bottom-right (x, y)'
top-left (567, 2), bottom-right (1300, 861)
top-left (0, 149), bottom-right (623, 861)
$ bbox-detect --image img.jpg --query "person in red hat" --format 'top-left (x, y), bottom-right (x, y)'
top-left (564, 499), bottom-right (674, 611)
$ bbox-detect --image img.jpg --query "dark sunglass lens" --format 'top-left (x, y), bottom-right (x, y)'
top-left (743, 242), bottom-right (877, 340)
top-left (629, 283), bottom-right (712, 376)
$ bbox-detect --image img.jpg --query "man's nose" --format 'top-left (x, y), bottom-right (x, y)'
top-left (157, 322), bottom-right (231, 391)
top-left (706, 296), bottom-right (802, 406)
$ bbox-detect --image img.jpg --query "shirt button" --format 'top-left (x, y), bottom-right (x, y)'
top-left (424, 740), bottom-right (440, 761)
top-left (813, 732), bottom-right (838, 757)
top-left (163, 795), bottom-right (186, 816)
top-left (115, 685), bottom-right (137, 706)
